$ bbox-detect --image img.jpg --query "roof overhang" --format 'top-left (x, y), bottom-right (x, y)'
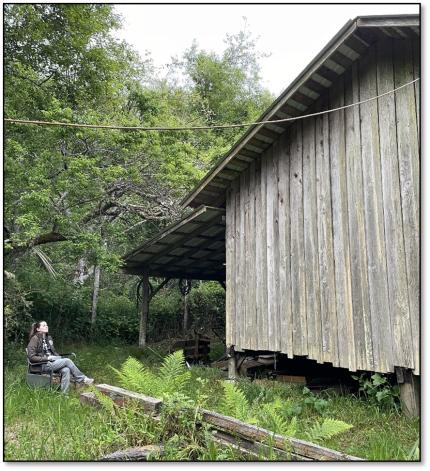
top-left (123, 206), bottom-right (226, 281)
top-left (180, 14), bottom-right (420, 209)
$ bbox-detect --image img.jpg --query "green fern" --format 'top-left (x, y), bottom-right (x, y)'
top-left (219, 381), bottom-right (250, 421)
top-left (111, 356), bottom-right (160, 397)
top-left (158, 350), bottom-right (191, 397)
top-left (305, 418), bottom-right (352, 443)
top-left (111, 351), bottom-right (192, 400)
top-left (255, 400), bottom-right (297, 437)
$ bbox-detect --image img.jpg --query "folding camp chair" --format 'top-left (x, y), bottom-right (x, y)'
top-left (25, 348), bottom-right (76, 389)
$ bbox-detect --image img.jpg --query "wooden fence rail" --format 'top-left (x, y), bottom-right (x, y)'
top-left (80, 384), bottom-right (363, 461)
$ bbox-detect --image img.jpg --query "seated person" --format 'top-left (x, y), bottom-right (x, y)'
top-left (27, 320), bottom-right (94, 393)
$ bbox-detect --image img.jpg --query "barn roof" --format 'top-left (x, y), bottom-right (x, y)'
top-left (181, 14), bottom-right (420, 209)
top-left (123, 206), bottom-right (226, 280)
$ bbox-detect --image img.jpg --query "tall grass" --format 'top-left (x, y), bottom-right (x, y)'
top-left (4, 343), bottom-right (420, 461)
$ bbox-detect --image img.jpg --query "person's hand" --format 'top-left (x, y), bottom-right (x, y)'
top-left (47, 355), bottom-right (61, 361)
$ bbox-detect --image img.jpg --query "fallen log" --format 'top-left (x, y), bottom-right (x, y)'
top-left (83, 384), bottom-right (362, 461)
top-left (100, 445), bottom-right (164, 461)
top-left (200, 408), bottom-right (362, 461)
top-left (211, 429), bottom-right (310, 461)
top-left (80, 391), bottom-right (101, 408)
top-left (95, 384), bottom-right (162, 414)
top-left (80, 392), bottom-right (162, 422)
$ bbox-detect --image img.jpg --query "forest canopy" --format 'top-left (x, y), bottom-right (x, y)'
top-left (4, 4), bottom-right (273, 343)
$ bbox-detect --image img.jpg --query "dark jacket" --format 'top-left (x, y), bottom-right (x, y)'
top-left (27, 333), bottom-right (60, 368)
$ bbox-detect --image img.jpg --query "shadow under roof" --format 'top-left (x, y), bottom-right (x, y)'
top-left (123, 205), bottom-right (226, 281)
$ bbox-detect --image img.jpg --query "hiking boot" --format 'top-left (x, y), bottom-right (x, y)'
top-left (83, 377), bottom-right (94, 385)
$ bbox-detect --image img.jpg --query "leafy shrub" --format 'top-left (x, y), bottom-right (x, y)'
top-left (188, 281), bottom-right (225, 334)
top-left (8, 265), bottom-right (138, 345)
top-left (4, 274), bottom-right (33, 343)
top-left (352, 373), bottom-right (400, 410)
top-left (148, 289), bottom-right (183, 341)
top-left (148, 281), bottom-right (226, 342)
top-left (217, 381), bottom-right (352, 443)
top-left (301, 387), bottom-right (329, 414)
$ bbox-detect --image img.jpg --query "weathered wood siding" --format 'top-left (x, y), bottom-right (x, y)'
top-left (225, 37), bottom-right (420, 374)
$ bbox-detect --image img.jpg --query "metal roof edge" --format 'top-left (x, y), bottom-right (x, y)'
top-left (180, 13), bottom-right (419, 209)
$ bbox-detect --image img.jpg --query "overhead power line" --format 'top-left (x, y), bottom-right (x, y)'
top-left (4, 78), bottom-right (419, 132)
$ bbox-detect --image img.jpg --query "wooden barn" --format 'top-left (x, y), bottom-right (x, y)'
top-left (124, 15), bottom-right (420, 413)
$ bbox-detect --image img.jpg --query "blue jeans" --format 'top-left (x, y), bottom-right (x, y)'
top-left (43, 358), bottom-right (86, 393)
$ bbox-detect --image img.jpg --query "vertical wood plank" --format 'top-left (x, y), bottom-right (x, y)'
top-left (248, 161), bottom-right (257, 351)
top-left (315, 95), bottom-right (338, 366)
top-left (290, 121), bottom-right (307, 357)
top-left (329, 77), bottom-right (355, 372)
top-left (393, 38), bottom-right (420, 373)
top-left (359, 44), bottom-right (390, 373)
top-left (302, 116), bottom-right (321, 363)
top-left (233, 178), bottom-right (241, 350)
top-left (225, 186), bottom-right (235, 348)
top-left (278, 131), bottom-right (293, 358)
top-left (266, 144), bottom-right (280, 352)
top-left (412, 38), bottom-right (420, 144)
top-left (240, 170), bottom-right (249, 348)
top-left (254, 158), bottom-right (263, 351)
top-left (260, 152), bottom-right (270, 350)
top-left (376, 38), bottom-right (410, 372)
top-left (255, 154), bottom-right (267, 350)
top-left (273, 144), bottom-right (280, 353)
top-left (344, 64), bottom-right (371, 372)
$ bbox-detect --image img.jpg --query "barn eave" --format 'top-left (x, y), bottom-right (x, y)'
top-left (180, 14), bottom-right (419, 209)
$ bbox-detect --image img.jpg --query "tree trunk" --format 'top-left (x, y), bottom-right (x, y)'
top-left (139, 273), bottom-right (150, 349)
top-left (91, 265), bottom-right (101, 325)
top-left (74, 258), bottom-right (93, 285)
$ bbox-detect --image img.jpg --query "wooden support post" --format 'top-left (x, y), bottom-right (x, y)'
top-left (396, 367), bottom-right (420, 418)
top-left (139, 273), bottom-right (150, 349)
top-left (183, 291), bottom-right (189, 335)
top-left (227, 346), bottom-right (238, 380)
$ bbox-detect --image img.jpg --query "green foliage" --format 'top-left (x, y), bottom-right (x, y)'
top-left (188, 281), bottom-right (225, 334)
top-left (158, 350), bottom-right (192, 397)
top-left (4, 4), bottom-right (272, 349)
top-left (217, 380), bottom-right (351, 444)
top-left (406, 440), bottom-right (420, 461)
top-left (4, 344), bottom-right (420, 461)
top-left (253, 399), bottom-right (298, 437)
top-left (7, 263), bottom-right (139, 344)
top-left (93, 387), bottom-right (116, 415)
top-left (113, 350), bottom-right (191, 400)
top-left (301, 386), bottom-right (329, 414)
top-left (219, 381), bottom-right (250, 422)
top-left (3, 273), bottom-right (34, 343)
top-left (352, 373), bottom-right (400, 410)
top-left (111, 356), bottom-right (159, 397)
top-left (305, 418), bottom-right (353, 444)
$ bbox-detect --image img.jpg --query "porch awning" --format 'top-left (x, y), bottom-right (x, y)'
top-left (123, 205), bottom-right (226, 281)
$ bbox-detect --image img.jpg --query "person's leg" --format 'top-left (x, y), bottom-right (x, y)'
top-left (45, 358), bottom-right (88, 383)
top-left (59, 367), bottom-right (71, 393)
